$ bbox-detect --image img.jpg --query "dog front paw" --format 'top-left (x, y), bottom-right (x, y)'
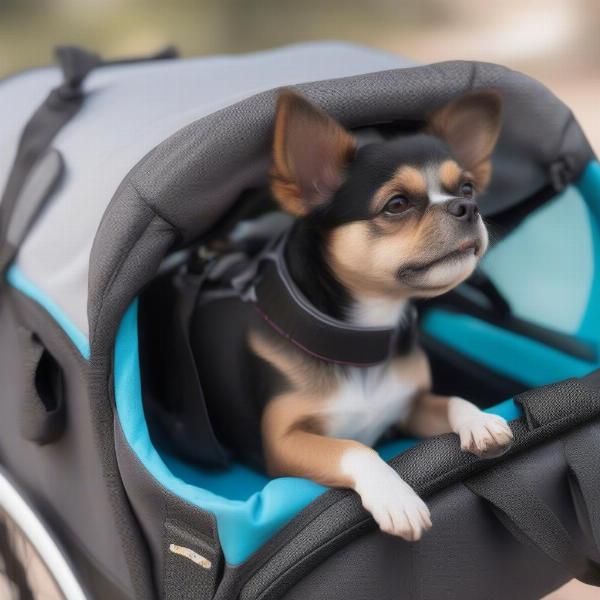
top-left (456, 413), bottom-right (513, 458)
top-left (345, 450), bottom-right (432, 541)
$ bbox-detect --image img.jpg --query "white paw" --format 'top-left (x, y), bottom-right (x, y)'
top-left (342, 449), bottom-right (431, 541)
top-left (456, 413), bottom-right (513, 458)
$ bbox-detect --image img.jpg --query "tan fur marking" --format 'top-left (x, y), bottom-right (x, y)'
top-left (403, 392), bottom-right (455, 437)
top-left (371, 166), bottom-right (427, 213)
top-left (261, 393), bottom-right (371, 486)
top-left (327, 209), bottom-right (442, 299)
top-left (438, 160), bottom-right (462, 191)
top-left (250, 328), bottom-right (377, 486)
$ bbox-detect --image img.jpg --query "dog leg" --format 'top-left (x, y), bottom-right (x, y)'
top-left (404, 393), bottom-right (513, 458)
top-left (262, 396), bottom-right (432, 541)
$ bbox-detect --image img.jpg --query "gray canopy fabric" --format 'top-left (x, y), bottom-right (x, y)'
top-left (0, 42), bottom-right (594, 342)
top-left (0, 42), bottom-right (408, 337)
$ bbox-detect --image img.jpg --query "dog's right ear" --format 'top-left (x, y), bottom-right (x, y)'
top-left (270, 90), bottom-right (356, 217)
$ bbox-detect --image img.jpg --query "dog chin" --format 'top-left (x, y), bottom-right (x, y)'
top-left (421, 254), bottom-right (478, 290)
top-left (399, 252), bottom-right (479, 297)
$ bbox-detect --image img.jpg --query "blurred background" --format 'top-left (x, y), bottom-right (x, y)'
top-left (0, 2), bottom-right (599, 598)
top-left (0, 0), bottom-right (599, 153)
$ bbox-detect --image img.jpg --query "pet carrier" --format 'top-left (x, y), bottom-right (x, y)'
top-left (1, 41), bottom-right (600, 600)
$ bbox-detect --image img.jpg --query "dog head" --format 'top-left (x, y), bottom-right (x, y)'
top-left (270, 89), bottom-right (502, 301)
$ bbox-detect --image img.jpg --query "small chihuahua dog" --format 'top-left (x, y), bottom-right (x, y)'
top-left (213, 89), bottom-right (514, 542)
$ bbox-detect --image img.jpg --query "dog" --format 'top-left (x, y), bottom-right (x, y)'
top-left (194, 88), bottom-right (513, 542)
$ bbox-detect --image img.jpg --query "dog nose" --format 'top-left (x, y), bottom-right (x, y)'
top-left (446, 199), bottom-right (479, 223)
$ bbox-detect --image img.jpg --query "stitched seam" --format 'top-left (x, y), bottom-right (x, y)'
top-left (127, 177), bottom-right (180, 232)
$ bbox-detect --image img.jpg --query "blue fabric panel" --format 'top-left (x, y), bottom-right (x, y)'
top-left (5, 265), bottom-right (90, 359)
top-left (577, 161), bottom-right (600, 339)
top-left (422, 310), bottom-right (597, 389)
top-left (480, 186), bottom-right (594, 335)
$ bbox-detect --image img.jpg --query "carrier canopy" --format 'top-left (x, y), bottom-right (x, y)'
top-left (0, 42), bottom-right (593, 346)
top-left (89, 52), bottom-right (593, 350)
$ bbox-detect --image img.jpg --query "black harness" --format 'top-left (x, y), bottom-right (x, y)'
top-left (142, 229), bottom-right (417, 468)
top-left (231, 233), bottom-right (416, 366)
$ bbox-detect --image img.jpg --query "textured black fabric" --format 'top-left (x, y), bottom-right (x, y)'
top-left (465, 461), bottom-right (600, 585)
top-left (515, 369), bottom-right (600, 430)
top-left (563, 426), bottom-right (600, 555)
top-left (276, 483), bottom-right (569, 600)
top-left (225, 374), bottom-right (600, 599)
top-left (88, 211), bottom-right (177, 600)
top-left (236, 433), bottom-right (589, 600)
top-left (114, 417), bottom-right (223, 600)
top-left (17, 325), bottom-right (66, 444)
top-left (164, 520), bottom-right (221, 600)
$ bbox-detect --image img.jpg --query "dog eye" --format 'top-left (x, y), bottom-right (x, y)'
top-left (460, 182), bottom-right (475, 197)
top-left (383, 195), bottom-right (410, 215)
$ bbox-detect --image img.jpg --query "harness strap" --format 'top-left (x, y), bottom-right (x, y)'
top-left (465, 461), bottom-right (600, 585)
top-left (0, 44), bottom-right (177, 277)
top-left (166, 269), bottom-right (231, 467)
top-left (238, 233), bottom-right (416, 367)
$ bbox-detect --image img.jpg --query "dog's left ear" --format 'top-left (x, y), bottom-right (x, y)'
top-left (270, 89), bottom-right (356, 217)
top-left (429, 90), bottom-right (503, 190)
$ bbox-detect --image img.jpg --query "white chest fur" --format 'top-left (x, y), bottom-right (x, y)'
top-left (324, 362), bottom-right (419, 446)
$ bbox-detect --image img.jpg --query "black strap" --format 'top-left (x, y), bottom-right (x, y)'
top-left (241, 235), bottom-right (416, 367)
top-left (515, 369), bottom-right (600, 431)
top-left (466, 462), bottom-right (600, 585)
top-left (148, 268), bottom-right (231, 467)
top-left (0, 44), bottom-right (178, 276)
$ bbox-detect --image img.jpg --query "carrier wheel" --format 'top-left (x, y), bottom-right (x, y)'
top-left (0, 468), bottom-right (87, 600)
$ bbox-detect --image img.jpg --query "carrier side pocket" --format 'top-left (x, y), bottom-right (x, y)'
top-left (17, 326), bottom-right (66, 445)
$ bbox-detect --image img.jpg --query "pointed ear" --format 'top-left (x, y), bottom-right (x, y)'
top-left (270, 89), bottom-right (357, 216)
top-left (429, 90), bottom-right (503, 190)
